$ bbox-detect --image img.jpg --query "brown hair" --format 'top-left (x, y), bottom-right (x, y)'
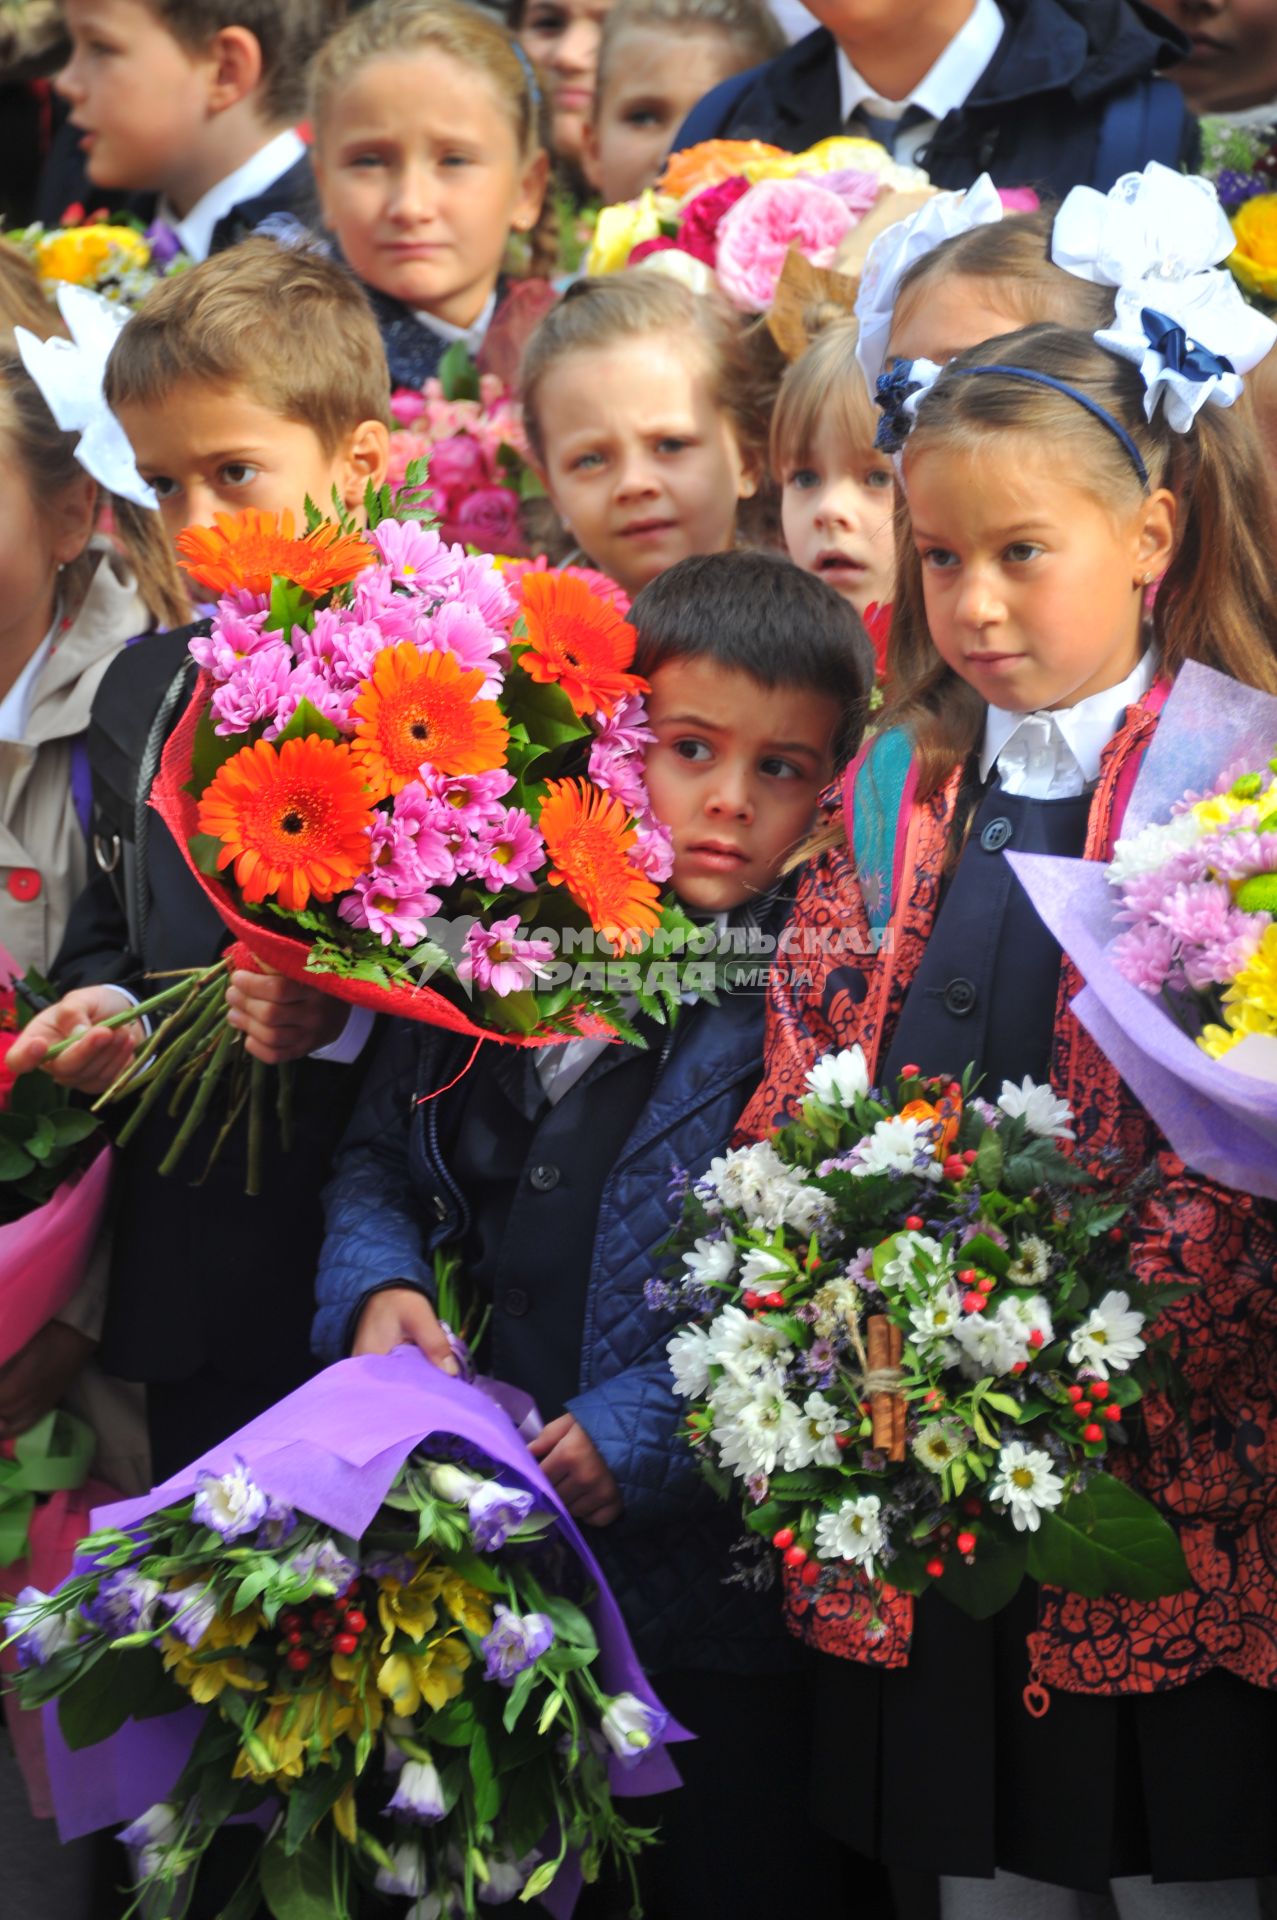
top-left (770, 315), bottom-right (881, 479)
top-left (890, 208), bottom-right (1117, 352)
top-left (104, 235), bottom-right (390, 450)
top-left (0, 245), bottom-right (185, 628)
top-left (137, 0), bottom-right (345, 122)
top-left (309, 0), bottom-right (555, 275)
top-left (886, 323), bottom-right (1277, 801)
top-left (594, 0), bottom-right (783, 105)
top-left (520, 271), bottom-right (769, 475)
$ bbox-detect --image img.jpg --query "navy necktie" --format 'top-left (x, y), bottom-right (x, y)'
top-left (850, 102), bottom-right (929, 159)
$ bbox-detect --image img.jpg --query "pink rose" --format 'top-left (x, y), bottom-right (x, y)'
top-left (997, 187), bottom-right (1041, 212)
top-left (714, 178), bottom-right (854, 312)
top-left (802, 168), bottom-right (884, 221)
top-left (390, 387), bottom-right (428, 427)
top-left (675, 175), bottom-right (751, 264)
top-left (446, 485), bottom-right (524, 555)
top-left (427, 433), bottom-right (494, 501)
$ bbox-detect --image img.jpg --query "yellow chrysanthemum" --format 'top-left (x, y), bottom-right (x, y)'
top-left (377, 1632), bottom-right (471, 1716)
top-left (377, 1569), bottom-right (445, 1652)
top-left (1198, 925), bottom-right (1277, 1057)
top-left (35, 224), bottom-right (149, 285)
top-left (1190, 775), bottom-right (1277, 830)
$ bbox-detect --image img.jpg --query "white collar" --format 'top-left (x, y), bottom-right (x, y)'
top-left (837, 0), bottom-right (1003, 123)
top-left (979, 649), bottom-right (1157, 798)
top-left (159, 129), bottom-right (305, 263)
top-left (0, 607), bottom-right (61, 745)
top-left (409, 290), bottom-right (499, 357)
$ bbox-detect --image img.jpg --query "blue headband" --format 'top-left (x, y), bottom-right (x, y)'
top-left (511, 39), bottom-right (543, 114)
top-left (959, 366), bottom-right (1150, 485)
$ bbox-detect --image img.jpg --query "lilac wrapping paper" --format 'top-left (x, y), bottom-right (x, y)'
top-left (1005, 661), bottom-right (1277, 1197)
top-left (46, 1349), bottom-right (688, 1906)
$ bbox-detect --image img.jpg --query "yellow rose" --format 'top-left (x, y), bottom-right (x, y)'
top-left (585, 190), bottom-right (664, 274)
top-left (1229, 195), bottom-right (1277, 302)
top-left (36, 224), bottom-right (149, 286)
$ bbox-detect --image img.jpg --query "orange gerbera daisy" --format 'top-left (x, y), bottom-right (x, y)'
top-left (177, 509), bottom-right (371, 597)
top-left (351, 644), bottom-right (509, 797)
top-left (198, 735), bottom-right (375, 912)
top-left (518, 572), bottom-right (647, 718)
top-left (538, 777), bottom-right (663, 955)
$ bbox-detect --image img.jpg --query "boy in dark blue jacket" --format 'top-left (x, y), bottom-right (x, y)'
top-left (313, 550), bottom-right (875, 1916)
top-left (675, 0), bottom-right (1197, 200)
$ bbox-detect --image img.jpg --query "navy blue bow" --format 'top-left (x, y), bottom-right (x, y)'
top-left (874, 359), bottom-right (925, 453)
top-left (1140, 308), bottom-right (1235, 382)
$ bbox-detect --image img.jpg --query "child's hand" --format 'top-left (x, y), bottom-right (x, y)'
top-left (226, 968), bottom-right (348, 1063)
top-left (352, 1286), bottom-right (459, 1374)
top-left (529, 1414), bottom-right (623, 1527)
top-left (5, 986), bottom-right (143, 1095)
top-left (0, 1321), bottom-right (95, 1438)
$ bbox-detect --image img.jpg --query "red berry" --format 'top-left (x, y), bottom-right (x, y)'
top-left (1108, 1227), bottom-right (1124, 1243)
top-left (1066, 1385), bottom-right (1084, 1403)
top-left (1012, 1361), bottom-right (1028, 1374)
top-left (801, 1561), bottom-right (822, 1587)
top-left (958, 1269), bottom-right (977, 1285)
top-left (1082, 1423), bottom-right (1104, 1444)
top-left (942, 1156), bottom-right (967, 1182)
top-left (784, 1544), bottom-right (808, 1568)
top-left (900, 1064), bottom-right (920, 1078)
top-left (1028, 1330), bottom-right (1044, 1350)
top-left (764, 1290), bottom-right (786, 1310)
top-left (963, 1291), bottom-right (986, 1314)
top-left (904, 1216), bottom-right (924, 1232)
top-left (1074, 1400), bottom-right (1093, 1418)
top-left (923, 1388), bottom-right (944, 1408)
top-left (834, 1432), bottom-right (851, 1449)
top-left (286, 1648), bottom-right (311, 1672)
top-left (962, 1497), bottom-right (981, 1517)
top-left (1104, 1404), bottom-right (1122, 1423)
top-left (956, 1531), bottom-right (977, 1555)
top-left (333, 1632), bottom-right (359, 1656)
top-left (925, 1558), bottom-right (945, 1579)
top-left (977, 1275), bottom-right (996, 1294)
top-left (742, 1290), bottom-right (760, 1311)
top-left (963, 1149), bottom-right (978, 1164)
top-left (1090, 1381), bottom-right (1109, 1400)
top-left (343, 1610), bottom-right (367, 1634)
top-left (285, 1626), bottom-right (303, 1646)
top-left (772, 1527), bottom-right (795, 1551)
top-left (280, 1610), bottom-right (300, 1630)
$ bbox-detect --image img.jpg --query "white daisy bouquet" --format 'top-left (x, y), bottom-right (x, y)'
top-left (657, 1051), bottom-right (1192, 1626)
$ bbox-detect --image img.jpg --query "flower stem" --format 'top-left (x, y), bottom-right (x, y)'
top-left (157, 1022), bottom-right (237, 1177)
top-left (43, 965), bottom-right (223, 1063)
top-left (247, 1056), bottom-right (269, 1197)
top-left (108, 979), bottom-right (232, 1150)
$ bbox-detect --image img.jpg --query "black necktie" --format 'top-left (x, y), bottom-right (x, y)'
top-left (850, 102), bottom-right (929, 159)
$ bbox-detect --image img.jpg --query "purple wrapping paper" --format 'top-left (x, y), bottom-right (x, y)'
top-left (46, 1350), bottom-right (688, 1891)
top-left (1006, 661), bottom-right (1277, 1199)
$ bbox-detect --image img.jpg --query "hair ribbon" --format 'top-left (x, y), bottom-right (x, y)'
top-left (15, 284), bottom-right (156, 510)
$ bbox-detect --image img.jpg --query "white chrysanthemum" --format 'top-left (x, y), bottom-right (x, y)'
top-left (990, 1441), bottom-right (1065, 1532)
top-left (850, 1115), bottom-right (944, 1180)
top-left (908, 1284), bottom-right (963, 1365)
top-left (1006, 1234), bottom-right (1052, 1288)
top-left (812, 1275), bottom-right (861, 1339)
top-left (1107, 811), bottom-right (1206, 885)
top-left (995, 1078), bottom-right (1076, 1141)
top-left (667, 1325), bottom-right (711, 1398)
top-left (712, 1381), bottom-right (800, 1478)
top-left (782, 1391), bottom-right (843, 1470)
top-left (704, 1303), bottom-right (794, 1375)
top-left (1067, 1290), bottom-right (1145, 1379)
top-left (954, 1309), bottom-right (1026, 1380)
top-left (740, 1248), bottom-right (789, 1287)
top-left (878, 1230), bottom-right (948, 1292)
top-left (995, 1292), bottom-right (1054, 1350)
top-left (681, 1235), bottom-right (737, 1288)
top-left (912, 1420), bottom-right (966, 1474)
top-left (805, 1046), bottom-right (870, 1109)
top-left (815, 1494), bottom-right (885, 1572)
top-left (699, 1141), bottom-right (819, 1232)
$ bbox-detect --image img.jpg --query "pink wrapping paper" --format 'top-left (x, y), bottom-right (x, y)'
top-left (0, 1145), bottom-right (112, 1369)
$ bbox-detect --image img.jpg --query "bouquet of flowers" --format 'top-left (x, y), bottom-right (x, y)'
top-left (586, 135), bottom-right (928, 313)
top-left (656, 1049), bottom-right (1191, 1629)
top-left (6, 1352), bottom-right (678, 1916)
top-left (1009, 661), bottom-right (1277, 1197)
top-left (69, 488), bottom-right (694, 1182)
top-left (1197, 117), bottom-right (1277, 308)
top-left (386, 344), bottom-right (543, 559)
top-left (4, 207), bottom-right (187, 308)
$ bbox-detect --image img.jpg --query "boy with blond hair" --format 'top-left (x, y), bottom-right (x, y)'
top-left (10, 237), bottom-right (391, 1480)
top-left (40, 0), bottom-right (343, 258)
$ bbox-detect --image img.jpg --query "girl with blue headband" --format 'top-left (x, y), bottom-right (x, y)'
top-left (735, 280), bottom-right (1277, 1918)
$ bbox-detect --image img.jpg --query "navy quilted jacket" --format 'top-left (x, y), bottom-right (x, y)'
top-left (314, 991), bottom-right (794, 1676)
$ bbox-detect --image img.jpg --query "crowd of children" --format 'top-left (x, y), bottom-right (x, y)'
top-left (0, 0), bottom-right (1276, 1913)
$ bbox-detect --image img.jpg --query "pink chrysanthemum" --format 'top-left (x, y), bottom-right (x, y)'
top-left (189, 607), bottom-right (274, 681)
top-left (461, 806), bottom-right (546, 892)
top-left (457, 915), bottom-right (555, 996)
top-left (420, 599), bottom-right (507, 694)
top-left (1112, 921), bottom-right (1177, 993)
top-left (209, 642), bottom-right (293, 736)
top-left (370, 519), bottom-right (459, 592)
top-left (338, 867), bottom-right (441, 947)
top-left (265, 664), bottom-right (358, 740)
top-left (588, 736), bottom-right (649, 815)
top-left (633, 813), bottom-right (676, 883)
top-left (411, 767), bottom-right (515, 832)
top-left (368, 810), bottom-right (456, 887)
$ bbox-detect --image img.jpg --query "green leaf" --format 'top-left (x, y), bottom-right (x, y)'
top-left (188, 703), bottom-right (245, 796)
top-left (57, 1646), bottom-right (181, 1749)
top-left (273, 698), bottom-right (342, 747)
top-left (501, 1666), bottom-right (537, 1733)
top-left (438, 340), bottom-right (481, 401)
top-left (267, 577), bottom-right (314, 636)
top-left (974, 1128), bottom-right (1004, 1189)
top-left (959, 1233), bottom-right (1010, 1279)
top-left (0, 1139), bottom-right (35, 1181)
top-left (1027, 1473), bottom-right (1191, 1601)
top-left (284, 1763), bottom-right (348, 1854)
top-left (538, 1592), bottom-right (596, 1648)
top-left (216, 1881), bottom-right (267, 1920)
top-left (259, 1834), bottom-right (337, 1920)
top-left (48, 1108), bottom-right (100, 1149)
top-left (504, 667), bottom-right (590, 757)
top-left (937, 1529), bottom-right (1027, 1619)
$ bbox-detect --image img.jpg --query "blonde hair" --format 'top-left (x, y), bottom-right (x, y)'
top-left (891, 208), bottom-right (1117, 347)
top-left (142, 0), bottom-right (345, 122)
top-left (771, 316), bottom-right (879, 479)
top-left (886, 324), bottom-right (1277, 800)
top-left (594, 0), bottom-right (783, 104)
top-left (520, 272), bottom-right (768, 474)
top-left (0, 244), bottom-right (185, 629)
top-left (309, 0), bottom-right (555, 275)
top-left (104, 236), bottom-right (391, 451)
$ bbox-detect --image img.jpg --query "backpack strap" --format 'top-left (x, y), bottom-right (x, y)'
top-left (1092, 77), bottom-right (1190, 190)
top-left (842, 726), bottom-right (918, 935)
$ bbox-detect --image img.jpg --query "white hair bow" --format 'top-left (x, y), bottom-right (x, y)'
top-left (14, 284), bottom-right (156, 510)
top-left (1052, 162), bottom-right (1235, 289)
top-left (854, 173), bottom-right (1004, 395)
top-left (1096, 272), bottom-right (1277, 432)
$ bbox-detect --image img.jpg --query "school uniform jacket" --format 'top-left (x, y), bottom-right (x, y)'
top-left (737, 686), bottom-right (1277, 1699)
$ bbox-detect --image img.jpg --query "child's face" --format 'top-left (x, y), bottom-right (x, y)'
top-left (114, 381), bottom-right (389, 540)
top-left (537, 332), bottom-right (754, 597)
top-left (1146, 0), bottom-right (1277, 110)
top-left (643, 656), bottom-right (837, 913)
top-left (888, 275), bottom-right (1026, 370)
top-left (313, 52), bottom-right (547, 330)
top-left (518, 0), bottom-right (612, 168)
top-left (583, 27), bottom-right (746, 205)
top-left (780, 415), bottom-right (896, 616)
top-left (56, 0), bottom-right (215, 198)
top-left (904, 436), bottom-right (1175, 714)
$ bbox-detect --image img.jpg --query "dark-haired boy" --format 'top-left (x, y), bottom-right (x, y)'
top-left (38, 0), bottom-right (343, 255)
top-left (313, 550), bottom-right (875, 1918)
